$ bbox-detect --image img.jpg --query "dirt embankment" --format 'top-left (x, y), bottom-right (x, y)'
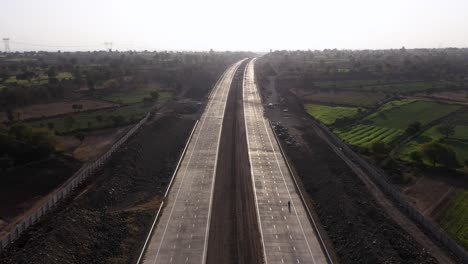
top-left (206, 60), bottom-right (263, 264)
top-left (255, 63), bottom-right (442, 263)
top-left (0, 112), bottom-right (196, 264)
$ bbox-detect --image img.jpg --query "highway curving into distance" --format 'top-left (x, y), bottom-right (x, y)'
top-left (141, 60), bottom-right (244, 264)
top-left (243, 59), bottom-right (329, 264)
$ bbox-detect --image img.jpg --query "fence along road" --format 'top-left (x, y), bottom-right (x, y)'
top-left (243, 59), bottom-right (329, 264)
top-left (141, 60), bottom-right (244, 264)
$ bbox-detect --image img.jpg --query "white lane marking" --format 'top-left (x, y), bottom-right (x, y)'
top-left (249, 61), bottom-right (318, 264)
top-left (152, 62), bottom-right (238, 264)
top-left (203, 61), bottom-right (243, 263)
top-left (243, 60), bottom-right (268, 264)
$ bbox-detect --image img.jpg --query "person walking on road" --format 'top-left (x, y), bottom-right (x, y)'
top-left (288, 200), bottom-right (291, 214)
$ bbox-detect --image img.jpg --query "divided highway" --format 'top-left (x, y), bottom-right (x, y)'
top-left (141, 58), bottom-right (331, 264)
top-left (141, 60), bottom-right (243, 264)
top-left (243, 59), bottom-right (329, 264)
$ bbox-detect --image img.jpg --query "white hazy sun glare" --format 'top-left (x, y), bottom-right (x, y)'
top-left (1, 0), bottom-right (468, 51)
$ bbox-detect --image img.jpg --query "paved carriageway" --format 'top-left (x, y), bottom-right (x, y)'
top-left (141, 60), bottom-right (244, 264)
top-left (243, 59), bottom-right (329, 264)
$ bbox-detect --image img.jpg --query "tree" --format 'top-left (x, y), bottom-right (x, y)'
top-left (64, 115), bottom-right (75, 130)
top-left (75, 132), bottom-right (85, 142)
top-left (110, 115), bottom-right (125, 127)
top-left (409, 151), bottom-right (423, 165)
top-left (421, 142), bottom-right (458, 168)
top-left (5, 109), bottom-right (14, 122)
top-left (47, 122), bottom-right (54, 130)
top-left (405, 121), bottom-right (421, 135)
top-left (437, 124), bottom-right (455, 139)
top-left (370, 141), bottom-right (389, 161)
top-left (464, 160), bottom-right (468, 169)
top-left (47, 66), bottom-right (57, 79)
top-left (95, 115), bottom-right (103, 122)
top-left (150, 91), bottom-right (159, 101)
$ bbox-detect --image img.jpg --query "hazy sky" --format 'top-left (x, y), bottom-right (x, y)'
top-left (1, 0), bottom-right (468, 51)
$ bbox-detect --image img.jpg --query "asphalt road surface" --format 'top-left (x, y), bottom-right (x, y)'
top-left (141, 60), bottom-right (243, 264)
top-left (206, 60), bottom-right (263, 264)
top-left (243, 59), bottom-right (329, 264)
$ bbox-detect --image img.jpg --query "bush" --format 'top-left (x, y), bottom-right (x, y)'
top-left (421, 142), bottom-right (458, 168)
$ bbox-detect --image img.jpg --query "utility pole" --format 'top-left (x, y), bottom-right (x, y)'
top-left (3, 38), bottom-right (10, 53)
top-left (104, 42), bottom-right (113, 52)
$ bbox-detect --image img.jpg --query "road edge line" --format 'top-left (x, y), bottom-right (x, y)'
top-left (136, 119), bottom-right (199, 264)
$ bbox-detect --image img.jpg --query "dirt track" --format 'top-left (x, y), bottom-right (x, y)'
top-left (206, 61), bottom-right (264, 264)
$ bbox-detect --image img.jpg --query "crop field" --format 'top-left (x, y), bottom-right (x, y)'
top-left (438, 190), bottom-right (468, 249)
top-left (399, 125), bottom-right (468, 165)
top-left (304, 104), bottom-right (359, 125)
top-left (313, 80), bottom-right (456, 94)
top-left (4, 72), bottom-right (73, 87)
top-left (334, 100), bottom-right (460, 148)
top-left (27, 103), bottom-right (151, 134)
top-left (304, 91), bottom-right (385, 107)
top-left (102, 91), bottom-right (172, 104)
top-left (0, 99), bottom-right (116, 122)
top-left (365, 100), bottom-right (461, 129)
top-left (335, 124), bottom-right (403, 147)
top-left (314, 79), bottom-right (385, 90)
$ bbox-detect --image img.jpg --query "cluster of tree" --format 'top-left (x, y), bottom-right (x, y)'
top-left (261, 48), bottom-right (468, 90)
top-left (1, 51), bottom-right (252, 112)
top-left (0, 124), bottom-right (56, 169)
top-left (410, 142), bottom-right (458, 168)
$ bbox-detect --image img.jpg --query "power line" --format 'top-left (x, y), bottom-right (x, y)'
top-left (9, 40), bottom-right (101, 48)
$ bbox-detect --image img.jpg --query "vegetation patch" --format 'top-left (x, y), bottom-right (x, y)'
top-left (313, 80), bottom-right (456, 94)
top-left (27, 103), bottom-right (151, 134)
top-left (304, 91), bottom-right (385, 107)
top-left (399, 125), bottom-right (468, 165)
top-left (365, 100), bottom-right (461, 129)
top-left (335, 125), bottom-right (403, 147)
top-left (102, 90), bottom-right (172, 105)
top-left (304, 104), bottom-right (359, 125)
top-left (438, 190), bottom-right (468, 249)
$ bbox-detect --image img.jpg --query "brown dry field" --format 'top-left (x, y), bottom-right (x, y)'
top-left (296, 89), bottom-right (386, 107)
top-left (402, 176), bottom-right (453, 216)
top-left (57, 125), bottom-right (133, 162)
top-left (415, 91), bottom-right (468, 103)
top-left (0, 99), bottom-right (117, 122)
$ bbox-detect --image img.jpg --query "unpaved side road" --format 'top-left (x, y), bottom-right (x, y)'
top-left (206, 60), bottom-right (264, 264)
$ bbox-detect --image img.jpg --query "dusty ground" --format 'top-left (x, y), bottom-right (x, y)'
top-left (57, 125), bottom-right (133, 162)
top-left (414, 91), bottom-right (468, 103)
top-left (0, 99), bottom-right (117, 122)
top-left (255, 63), bottom-right (451, 263)
top-left (0, 110), bottom-right (196, 264)
top-left (206, 61), bottom-right (263, 264)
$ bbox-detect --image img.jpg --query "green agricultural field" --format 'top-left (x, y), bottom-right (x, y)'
top-left (438, 190), bottom-right (468, 249)
top-left (304, 104), bottom-right (359, 125)
top-left (314, 79), bottom-right (384, 90)
top-left (313, 80), bottom-right (457, 94)
top-left (399, 125), bottom-right (468, 165)
top-left (103, 91), bottom-right (172, 105)
top-left (27, 103), bottom-right (151, 134)
top-left (365, 100), bottom-right (461, 129)
top-left (334, 100), bottom-right (460, 148)
top-left (304, 91), bottom-right (386, 107)
top-left (4, 72), bottom-right (73, 87)
top-left (335, 124), bottom-right (403, 147)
